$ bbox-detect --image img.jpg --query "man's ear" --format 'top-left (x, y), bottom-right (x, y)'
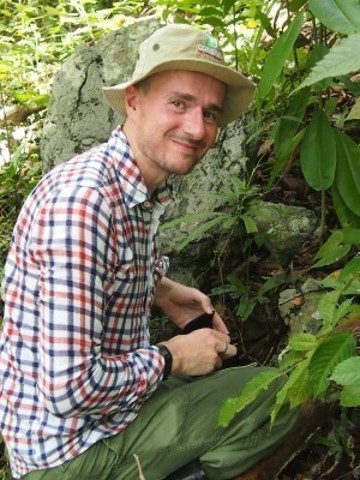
top-left (124, 85), bottom-right (140, 115)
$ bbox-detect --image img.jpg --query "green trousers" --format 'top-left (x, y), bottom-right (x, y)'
top-left (23, 367), bottom-right (298, 480)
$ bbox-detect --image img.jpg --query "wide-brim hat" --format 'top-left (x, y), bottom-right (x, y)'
top-left (102, 24), bottom-right (256, 127)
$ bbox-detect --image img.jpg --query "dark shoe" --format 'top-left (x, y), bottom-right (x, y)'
top-left (165, 459), bottom-right (208, 479)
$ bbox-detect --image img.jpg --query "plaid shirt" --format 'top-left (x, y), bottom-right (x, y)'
top-left (0, 126), bottom-right (171, 479)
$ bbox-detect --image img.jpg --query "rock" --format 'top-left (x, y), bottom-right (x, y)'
top-left (278, 278), bottom-right (323, 335)
top-left (248, 202), bottom-right (319, 265)
top-left (41, 17), bottom-right (161, 170)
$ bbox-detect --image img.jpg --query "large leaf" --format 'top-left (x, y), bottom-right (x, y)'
top-left (314, 230), bottom-right (343, 259)
top-left (312, 230), bottom-right (351, 268)
top-left (274, 87), bottom-right (310, 162)
top-left (298, 34), bottom-right (360, 89)
top-left (217, 370), bottom-right (280, 427)
top-left (289, 333), bottom-right (318, 352)
top-left (257, 12), bottom-right (304, 100)
top-left (309, 0), bottom-right (360, 35)
top-left (306, 43), bottom-right (332, 91)
top-left (288, 366), bottom-right (313, 407)
top-left (279, 349), bottom-right (305, 371)
top-left (300, 110), bottom-right (337, 191)
top-left (335, 131), bottom-right (360, 216)
top-left (272, 359), bottom-right (311, 423)
top-left (341, 227), bottom-right (360, 246)
top-left (309, 331), bottom-right (356, 396)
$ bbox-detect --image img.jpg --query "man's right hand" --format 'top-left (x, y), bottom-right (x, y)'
top-left (160, 329), bottom-right (237, 376)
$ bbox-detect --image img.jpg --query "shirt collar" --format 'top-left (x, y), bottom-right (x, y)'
top-left (107, 126), bottom-right (171, 210)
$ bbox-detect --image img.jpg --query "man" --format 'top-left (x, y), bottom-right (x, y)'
top-left (0, 24), bottom-right (298, 480)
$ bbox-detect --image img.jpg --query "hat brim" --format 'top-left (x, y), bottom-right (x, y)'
top-left (102, 59), bottom-right (255, 127)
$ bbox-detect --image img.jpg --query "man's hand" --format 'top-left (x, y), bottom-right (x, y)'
top-left (161, 329), bottom-right (237, 376)
top-left (154, 276), bottom-right (228, 334)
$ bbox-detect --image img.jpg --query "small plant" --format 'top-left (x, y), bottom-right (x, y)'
top-left (211, 271), bottom-right (296, 322)
top-left (161, 176), bottom-right (261, 252)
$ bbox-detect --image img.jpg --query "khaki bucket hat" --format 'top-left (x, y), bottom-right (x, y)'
top-left (102, 23), bottom-right (255, 127)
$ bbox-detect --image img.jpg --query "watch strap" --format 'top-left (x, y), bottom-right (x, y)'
top-left (156, 344), bottom-right (173, 380)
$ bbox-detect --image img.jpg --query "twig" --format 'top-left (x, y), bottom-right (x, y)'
top-left (133, 453), bottom-right (146, 480)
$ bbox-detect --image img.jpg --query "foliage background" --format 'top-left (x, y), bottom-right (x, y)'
top-left (1, 0), bottom-right (360, 478)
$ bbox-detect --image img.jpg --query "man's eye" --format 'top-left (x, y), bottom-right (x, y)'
top-left (204, 111), bottom-right (218, 123)
top-left (171, 100), bottom-right (185, 109)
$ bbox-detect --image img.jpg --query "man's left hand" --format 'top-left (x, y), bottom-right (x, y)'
top-left (154, 277), bottom-right (229, 334)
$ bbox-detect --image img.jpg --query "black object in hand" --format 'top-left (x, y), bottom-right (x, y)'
top-left (182, 313), bottom-right (214, 333)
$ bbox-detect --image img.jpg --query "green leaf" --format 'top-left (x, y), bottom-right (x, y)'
top-left (339, 255), bottom-right (360, 281)
top-left (306, 43), bottom-right (332, 91)
top-left (332, 184), bottom-right (360, 229)
top-left (236, 295), bottom-right (257, 321)
top-left (340, 385), bottom-right (360, 407)
top-left (258, 273), bottom-right (294, 296)
top-left (241, 214), bottom-right (258, 234)
top-left (161, 212), bottom-right (221, 230)
top-left (346, 98), bottom-right (360, 121)
top-left (341, 75), bottom-right (360, 98)
top-left (272, 360), bottom-right (311, 423)
top-left (319, 298), bottom-right (354, 335)
top-left (269, 127), bottom-right (306, 185)
top-left (335, 130), bottom-right (360, 216)
top-left (309, 0), bottom-right (360, 35)
top-left (331, 357), bottom-right (360, 385)
top-left (312, 231), bottom-right (351, 268)
top-left (288, 366), bottom-right (313, 407)
top-left (279, 349), bottom-right (305, 371)
top-left (312, 245), bottom-right (350, 268)
top-left (257, 12), bottom-right (304, 100)
top-left (199, 7), bottom-right (222, 16)
top-left (221, 216), bottom-right (237, 230)
top-left (309, 331), bottom-right (357, 396)
top-left (317, 289), bottom-right (341, 326)
top-left (218, 369), bottom-right (281, 427)
top-left (341, 228), bottom-right (360, 246)
top-left (314, 230), bottom-right (344, 260)
top-left (335, 298), bottom-right (354, 320)
top-left (274, 88), bottom-right (310, 162)
top-left (298, 34), bottom-right (360, 89)
top-left (176, 215), bottom-right (228, 251)
top-left (289, 333), bottom-right (319, 352)
top-left (289, 0), bottom-right (307, 10)
top-left (255, 6), bottom-right (276, 38)
top-left (222, 0), bottom-right (238, 14)
top-left (300, 110), bottom-right (336, 191)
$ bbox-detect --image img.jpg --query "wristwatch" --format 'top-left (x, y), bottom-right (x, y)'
top-left (156, 344), bottom-right (173, 380)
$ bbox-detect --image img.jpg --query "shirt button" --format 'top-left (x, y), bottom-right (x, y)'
top-left (142, 200), bottom-right (153, 210)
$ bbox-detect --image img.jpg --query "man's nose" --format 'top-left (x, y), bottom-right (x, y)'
top-left (183, 107), bottom-right (206, 140)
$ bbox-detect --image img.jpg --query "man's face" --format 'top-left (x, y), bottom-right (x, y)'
top-left (124, 70), bottom-right (226, 189)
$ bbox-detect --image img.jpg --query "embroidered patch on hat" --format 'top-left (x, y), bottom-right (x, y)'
top-left (206, 35), bottom-right (218, 49)
top-left (198, 34), bottom-right (224, 62)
